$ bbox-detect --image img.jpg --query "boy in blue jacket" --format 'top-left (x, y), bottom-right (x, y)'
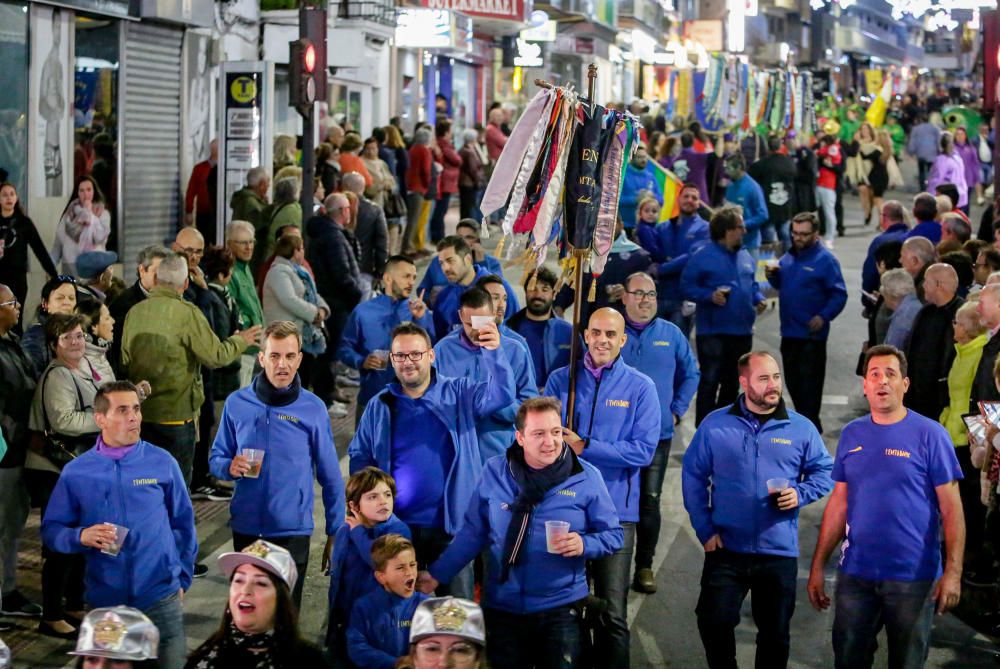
top-left (347, 534), bottom-right (427, 669)
top-left (41, 380), bottom-right (197, 669)
top-left (419, 397), bottom-right (623, 669)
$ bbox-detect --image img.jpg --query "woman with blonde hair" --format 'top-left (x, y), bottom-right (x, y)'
top-left (273, 134), bottom-right (297, 173)
top-left (850, 122), bottom-right (886, 226)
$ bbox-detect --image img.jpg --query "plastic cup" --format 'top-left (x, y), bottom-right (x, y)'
top-left (101, 523), bottom-right (129, 557)
top-left (545, 520), bottom-right (570, 554)
top-left (470, 315), bottom-right (494, 341)
top-left (243, 449), bottom-right (265, 479)
top-left (373, 349), bottom-right (389, 370)
top-left (767, 478), bottom-right (791, 509)
top-left (717, 285), bottom-right (733, 296)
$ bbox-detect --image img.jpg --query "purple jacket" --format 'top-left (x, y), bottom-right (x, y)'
top-left (954, 141), bottom-right (979, 194)
top-left (927, 153), bottom-right (968, 207)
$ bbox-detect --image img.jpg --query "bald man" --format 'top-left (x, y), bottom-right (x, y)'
top-left (173, 227), bottom-right (210, 306)
top-left (544, 307), bottom-right (661, 669)
top-left (904, 263), bottom-right (964, 420)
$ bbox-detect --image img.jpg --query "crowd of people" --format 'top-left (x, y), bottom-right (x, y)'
top-left (0, 89), bottom-right (995, 669)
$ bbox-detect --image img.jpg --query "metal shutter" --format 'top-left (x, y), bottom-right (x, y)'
top-left (121, 22), bottom-right (182, 261)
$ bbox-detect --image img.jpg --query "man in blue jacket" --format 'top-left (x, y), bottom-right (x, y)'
top-left (681, 206), bottom-right (767, 425)
top-left (682, 351), bottom-right (833, 669)
top-left (338, 255), bottom-right (435, 424)
top-left (723, 153), bottom-right (769, 257)
top-left (418, 397), bottom-right (623, 669)
top-left (619, 143), bottom-right (663, 232)
top-left (861, 201), bottom-right (909, 296)
top-left (654, 183), bottom-right (710, 335)
top-left (620, 272), bottom-right (700, 594)
top-left (507, 266), bottom-right (573, 392)
top-left (905, 192), bottom-right (943, 244)
top-left (434, 288), bottom-right (537, 463)
top-left (545, 307), bottom-right (660, 669)
top-left (42, 380), bottom-right (197, 668)
top-left (766, 212), bottom-right (848, 433)
top-left (432, 235), bottom-right (519, 339)
top-left (210, 320), bottom-right (345, 609)
top-left (349, 321), bottom-right (514, 598)
top-left (417, 219), bottom-right (505, 307)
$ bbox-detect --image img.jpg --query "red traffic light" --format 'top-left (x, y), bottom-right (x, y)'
top-left (304, 43), bottom-right (316, 73)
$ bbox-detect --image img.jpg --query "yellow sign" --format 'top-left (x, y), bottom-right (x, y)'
top-left (230, 76), bottom-right (257, 104)
top-left (863, 70), bottom-right (883, 97)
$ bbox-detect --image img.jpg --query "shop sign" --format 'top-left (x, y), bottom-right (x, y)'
top-left (513, 37), bottom-right (544, 67)
top-left (683, 20), bottom-right (724, 52)
top-left (521, 20), bottom-right (557, 42)
top-left (396, 9), bottom-right (454, 49)
top-left (575, 36), bottom-right (595, 54)
top-left (419, 0), bottom-right (530, 22)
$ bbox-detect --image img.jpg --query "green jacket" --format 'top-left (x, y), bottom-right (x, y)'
top-left (229, 260), bottom-right (264, 354)
top-left (887, 124), bottom-right (906, 157)
top-left (255, 200), bottom-right (302, 270)
top-left (121, 287), bottom-right (247, 422)
top-left (941, 333), bottom-right (988, 447)
top-left (230, 187), bottom-right (268, 231)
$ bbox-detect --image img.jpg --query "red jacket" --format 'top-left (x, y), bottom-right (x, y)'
top-left (185, 160), bottom-right (215, 214)
top-left (816, 142), bottom-right (841, 190)
top-left (339, 153), bottom-right (373, 188)
top-left (486, 123), bottom-right (507, 161)
top-left (437, 143), bottom-right (462, 195)
top-left (406, 144), bottom-right (433, 195)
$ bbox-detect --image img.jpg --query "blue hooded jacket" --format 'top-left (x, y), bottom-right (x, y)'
top-left (328, 514), bottom-right (411, 620)
top-left (41, 440), bottom-right (197, 610)
top-left (348, 348), bottom-right (515, 534)
top-left (724, 173), bottom-right (769, 250)
top-left (348, 588), bottom-right (428, 669)
top-left (209, 381), bottom-right (345, 538)
top-left (862, 222), bottom-right (909, 294)
top-left (544, 357), bottom-right (661, 522)
top-left (619, 162), bottom-right (663, 229)
top-left (434, 330), bottom-right (538, 463)
top-left (621, 318), bottom-right (700, 440)
top-left (506, 309), bottom-right (573, 391)
top-left (418, 254), bottom-right (504, 300)
top-left (681, 399), bottom-right (834, 557)
top-left (681, 241), bottom-right (764, 336)
top-left (430, 450), bottom-right (623, 614)
top-left (768, 241), bottom-right (848, 341)
top-left (337, 294), bottom-right (437, 406)
top-left (432, 266), bottom-right (520, 340)
top-left (655, 214), bottom-right (711, 299)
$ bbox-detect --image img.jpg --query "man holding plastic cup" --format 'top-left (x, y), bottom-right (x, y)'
top-left (210, 320), bottom-right (345, 609)
top-left (417, 397), bottom-right (622, 669)
top-left (682, 351), bottom-right (833, 669)
top-left (41, 380), bottom-right (196, 668)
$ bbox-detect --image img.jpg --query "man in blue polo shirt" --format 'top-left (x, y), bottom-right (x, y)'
top-left (349, 321), bottom-right (514, 598)
top-left (808, 344), bottom-right (965, 669)
top-left (545, 307), bottom-right (660, 669)
top-left (507, 266), bottom-right (573, 392)
top-left (619, 271), bottom-right (699, 594)
top-left (653, 183), bottom-right (710, 336)
top-left (683, 351), bottom-right (833, 669)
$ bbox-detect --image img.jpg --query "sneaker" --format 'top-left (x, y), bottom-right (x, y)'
top-left (0, 590), bottom-right (42, 618)
top-left (193, 563), bottom-right (209, 578)
top-left (823, 239), bottom-right (835, 250)
top-left (190, 485), bottom-right (232, 502)
top-left (336, 375), bottom-right (360, 389)
top-left (343, 366), bottom-right (360, 381)
top-left (328, 402), bottom-right (350, 419)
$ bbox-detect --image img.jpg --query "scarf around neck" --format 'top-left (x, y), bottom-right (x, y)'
top-left (193, 623), bottom-right (278, 669)
top-left (252, 371), bottom-right (301, 407)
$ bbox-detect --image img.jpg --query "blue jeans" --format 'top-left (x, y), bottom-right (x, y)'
top-left (695, 549), bottom-right (798, 669)
top-left (591, 521), bottom-right (635, 669)
top-left (144, 591), bottom-right (185, 669)
top-left (833, 573), bottom-right (935, 669)
top-left (636, 439), bottom-right (672, 570)
top-left (485, 604), bottom-right (583, 669)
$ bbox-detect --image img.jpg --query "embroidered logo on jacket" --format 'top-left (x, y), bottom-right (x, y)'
top-left (605, 399), bottom-right (630, 408)
top-left (132, 478), bottom-right (158, 486)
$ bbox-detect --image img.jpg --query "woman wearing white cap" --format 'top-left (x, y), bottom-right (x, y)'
top-left (69, 606), bottom-right (160, 668)
top-left (185, 539), bottom-right (328, 668)
top-left (397, 597), bottom-right (486, 669)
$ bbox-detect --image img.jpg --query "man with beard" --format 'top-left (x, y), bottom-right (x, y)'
top-left (683, 351), bottom-right (833, 669)
top-left (431, 235), bottom-right (518, 340)
top-left (338, 255), bottom-right (435, 424)
top-left (506, 266), bottom-right (573, 391)
top-left (653, 183), bottom-right (710, 336)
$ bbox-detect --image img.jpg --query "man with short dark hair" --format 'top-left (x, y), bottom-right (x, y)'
top-left (108, 244), bottom-right (170, 375)
top-left (416, 219), bottom-right (506, 309)
top-left (907, 192), bottom-right (944, 243)
top-left (431, 235), bottom-right (518, 339)
top-left (974, 248), bottom-right (1000, 288)
top-left (506, 266), bottom-right (573, 391)
top-left (723, 153), bottom-right (769, 257)
top-left (653, 183), bottom-right (710, 336)
top-left (861, 200), bottom-right (909, 296)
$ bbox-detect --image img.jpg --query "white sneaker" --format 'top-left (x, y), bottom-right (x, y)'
top-left (336, 375), bottom-right (360, 388)
top-left (823, 239), bottom-right (835, 250)
top-left (328, 402), bottom-right (350, 419)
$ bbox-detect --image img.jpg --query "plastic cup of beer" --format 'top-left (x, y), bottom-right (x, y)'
top-left (470, 315), bottom-right (494, 341)
top-left (101, 523), bottom-right (129, 557)
top-left (545, 520), bottom-right (571, 554)
top-left (767, 478), bottom-right (791, 509)
top-left (243, 449), bottom-right (265, 479)
top-left (373, 349), bottom-right (390, 370)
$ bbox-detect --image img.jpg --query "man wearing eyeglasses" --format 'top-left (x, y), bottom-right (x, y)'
top-left (619, 272), bottom-right (699, 595)
top-left (765, 212), bottom-right (847, 433)
top-left (348, 321), bottom-right (514, 599)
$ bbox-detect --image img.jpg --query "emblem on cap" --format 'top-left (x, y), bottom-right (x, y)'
top-left (244, 540), bottom-right (271, 559)
top-left (92, 613), bottom-right (128, 650)
top-left (433, 601), bottom-right (469, 632)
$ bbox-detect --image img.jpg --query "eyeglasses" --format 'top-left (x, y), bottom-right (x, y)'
top-left (230, 239), bottom-right (255, 247)
top-left (58, 333), bottom-right (86, 343)
top-left (0, 299), bottom-right (18, 308)
top-left (414, 642), bottom-right (478, 662)
top-left (390, 351), bottom-right (428, 363)
top-left (625, 290), bottom-right (657, 301)
top-left (180, 246), bottom-right (204, 257)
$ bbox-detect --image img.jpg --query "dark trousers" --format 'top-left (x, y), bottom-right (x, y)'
top-left (410, 525), bottom-right (473, 599)
top-left (660, 300), bottom-right (693, 339)
top-left (635, 438), bottom-right (672, 570)
top-left (956, 447), bottom-right (987, 568)
top-left (312, 309), bottom-right (350, 406)
top-left (695, 335), bottom-right (753, 425)
top-left (195, 396), bottom-right (215, 489)
top-left (917, 159), bottom-right (934, 192)
top-left (485, 605), bottom-right (583, 669)
top-left (780, 337), bottom-right (827, 433)
top-left (25, 470), bottom-right (85, 621)
top-left (591, 521), bottom-right (635, 669)
top-left (233, 531), bottom-right (310, 610)
top-left (429, 192), bottom-right (452, 243)
top-left (695, 549), bottom-right (798, 669)
top-left (459, 186), bottom-right (479, 220)
top-left (140, 420), bottom-right (196, 489)
top-left (835, 187), bottom-right (845, 234)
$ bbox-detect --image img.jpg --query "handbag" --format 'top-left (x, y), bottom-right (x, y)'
top-left (32, 365), bottom-right (96, 469)
top-left (384, 191), bottom-right (408, 219)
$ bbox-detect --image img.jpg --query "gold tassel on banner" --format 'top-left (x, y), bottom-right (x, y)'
top-left (526, 269), bottom-right (537, 293)
top-left (480, 218), bottom-right (490, 239)
top-left (554, 253), bottom-right (576, 294)
top-left (494, 235), bottom-right (507, 262)
top-left (587, 276), bottom-right (597, 303)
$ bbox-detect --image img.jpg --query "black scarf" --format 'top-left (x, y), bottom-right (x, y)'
top-left (252, 372), bottom-right (301, 407)
top-left (500, 443), bottom-right (580, 582)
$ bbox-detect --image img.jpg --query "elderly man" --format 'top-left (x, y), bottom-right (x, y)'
top-left (342, 171), bottom-right (388, 301)
top-left (326, 122), bottom-right (345, 149)
top-left (172, 227), bottom-right (208, 306)
top-left (861, 200), bottom-right (909, 296)
top-left (225, 220), bottom-right (265, 388)
top-left (940, 213), bottom-right (972, 249)
top-left (881, 268), bottom-right (922, 351)
top-left (900, 236), bottom-right (936, 303)
top-left (108, 244), bottom-right (170, 375)
top-left (230, 166), bottom-right (269, 234)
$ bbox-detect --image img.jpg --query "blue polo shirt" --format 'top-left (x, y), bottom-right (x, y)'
top-left (389, 388), bottom-right (452, 529)
top-left (833, 411), bottom-right (962, 582)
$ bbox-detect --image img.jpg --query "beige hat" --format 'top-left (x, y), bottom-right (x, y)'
top-left (218, 539), bottom-right (298, 590)
top-left (68, 607), bottom-right (159, 660)
top-left (410, 597), bottom-right (486, 645)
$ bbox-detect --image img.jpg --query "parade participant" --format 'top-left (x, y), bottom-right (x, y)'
top-left (927, 133), bottom-right (969, 212)
top-left (544, 308), bottom-right (660, 668)
top-left (722, 154), bottom-right (768, 257)
top-left (506, 266), bottom-right (573, 392)
top-left (619, 272), bottom-right (699, 593)
top-left (907, 112), bottom-right (941, 191)
top-left (653, 183), bottom-right (710, 336)
top-left (634, 196), bottom-right (662, 258)
top-left (431, 235), bottom-right (517, 339)
top-left (68, 607), bottom-right (160, 669)
top-left (815, 134), bottom-right (843, 249)
top-left (683, 352), bottom-right (833, 669)
top-left (748, 135), bottom-right (797, 250)
top-left (808, 345), bottom-right (964, 669)
top-left (395, 597), bottom-right (487, 669)
top-left (417, 219), bottom-right (505, 307)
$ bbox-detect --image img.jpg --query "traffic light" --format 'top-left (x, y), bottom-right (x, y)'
top-left (289, 37), bottom-right (316, 116)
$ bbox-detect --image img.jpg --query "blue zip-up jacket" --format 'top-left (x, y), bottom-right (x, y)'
top-left (328, 514), bottom-right (411, 620)
top-left (905, 219), bottom-right (942, 244)
top-left (681, 399), bottom-right (834, 557)
top-left (506, 309), bottom-right (573, 391)
top-left (681, 241), bottom-right (764, 336)
top-left (432, 266), bottom-right (520, 340)
top-left (434, 330), bottom-right (538, 464)
top-left (429, 451), bottom-right (623, 614)
top-left (544, 357), bottom-right (661, 522)
top-left (209, 382), bottom-right (345, 538)
top-left (636, 221), bottom-right (660, 259)
top-left (337, 294), bottom-right (437, 406)
top-left (768, 241), bottom-right (848, 341)
top-left (622, 318), bottom-right (700, 440)
top-left (619, 163), bottom-right (663, 229)
top-left (347, 589), bottom-right (428, 669)
top-left (654, 215), bottom-right (711, 300)
top-left (41, 441), bottom-right (197, 610)
top-left (862, 223), bottom-right (909, 294)
top-left (348, 349), bottom-right (515, 534)
top-left (418, 255), bottom-right (504, 302)
top-left (724, 174), bottom-right (769, 250)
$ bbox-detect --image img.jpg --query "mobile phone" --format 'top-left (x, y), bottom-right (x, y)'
top-left (964, 413), bottom-right (987, 447)
top-left (979, 401), bottom-right (1000, 428)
